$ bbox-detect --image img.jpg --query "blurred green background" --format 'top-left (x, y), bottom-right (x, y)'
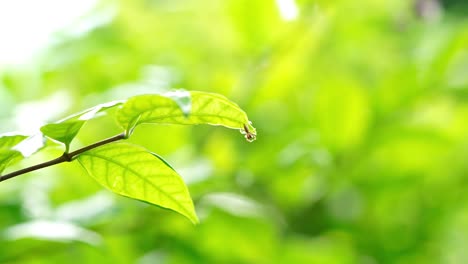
top-left (1, 0), bottom-right (468, 263)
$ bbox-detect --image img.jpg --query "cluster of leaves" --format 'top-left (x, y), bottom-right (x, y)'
top-left (3, 0), bottom-right (468, 263)
top-left (0, 91), bottom-right (256, 224)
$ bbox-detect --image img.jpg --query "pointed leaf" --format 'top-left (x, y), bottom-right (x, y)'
top-left (40, 101), bottom-right (124, 150)
top-left (76, 142), bottom-right (198, 223)
top-left (116, 91), bottom-right (256, 141)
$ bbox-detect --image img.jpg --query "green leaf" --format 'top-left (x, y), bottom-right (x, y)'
top-left (40, 122), bottom-right (83, 151)
top-left (40, 101), bottom-right (124, 151)
top-left (0, 149), bottom-right (22, 174)
top-left (0, 134), bottom-right (28, 149)
top-left (76, 142), bottom-right (198, 224)
top-left (116, 91), bottom-right (256, 141)
top-left (0, 134), bottom-right (28, 174)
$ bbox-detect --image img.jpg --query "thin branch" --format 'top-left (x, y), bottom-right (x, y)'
top-left (0, 132), bottom-right (126, 183)
top-left (0, 156), bottom-right (68, 183)
top-left (67, 133), bottom-right (126, 159)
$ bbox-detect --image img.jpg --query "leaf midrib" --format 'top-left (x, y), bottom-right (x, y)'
top-left (77, 151), bottom-right (194, 219)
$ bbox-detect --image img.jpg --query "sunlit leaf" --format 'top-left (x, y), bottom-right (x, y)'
top-left (0, 134), bottom-right (27, 174)
top-left (40, 122), bottom-right (83, 151)
top-left (40, 101), bottom-right (124, 151)
top-left (0, 134), bottom-right (28, 149)
top-left (0, 149), bottom-right (23, 174)
top-left (116, 91), bottom-right (256, 141)
top-left (77, 142), bottom-right (198, 224)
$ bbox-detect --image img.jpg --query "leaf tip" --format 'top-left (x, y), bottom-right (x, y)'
top-left (190, 214), bottom-right (200, 225)
top-left (240, 123), bottom-right (257, 143)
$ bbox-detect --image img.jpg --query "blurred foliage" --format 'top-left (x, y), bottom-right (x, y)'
top-left (1, 0), bottom-right (468, 263)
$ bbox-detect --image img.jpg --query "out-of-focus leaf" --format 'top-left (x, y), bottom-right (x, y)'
top-left (76, 142), bottom-right (198, 224)
top-left (0, 149), bottom-right (23, 174)
top-left (3, 220), bottom-right (102, 245)
top-left (116, 91), bottom-right (256, 141)
top-left (40, 100), bottom-right (124, 151)
top-left (200, 192), bottom-right (265, 218)
top-left (54, 191), bottom-right (115, 223)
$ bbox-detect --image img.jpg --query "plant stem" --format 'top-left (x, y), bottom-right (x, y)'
top-left (0, 133), bottom-right (126, 183)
